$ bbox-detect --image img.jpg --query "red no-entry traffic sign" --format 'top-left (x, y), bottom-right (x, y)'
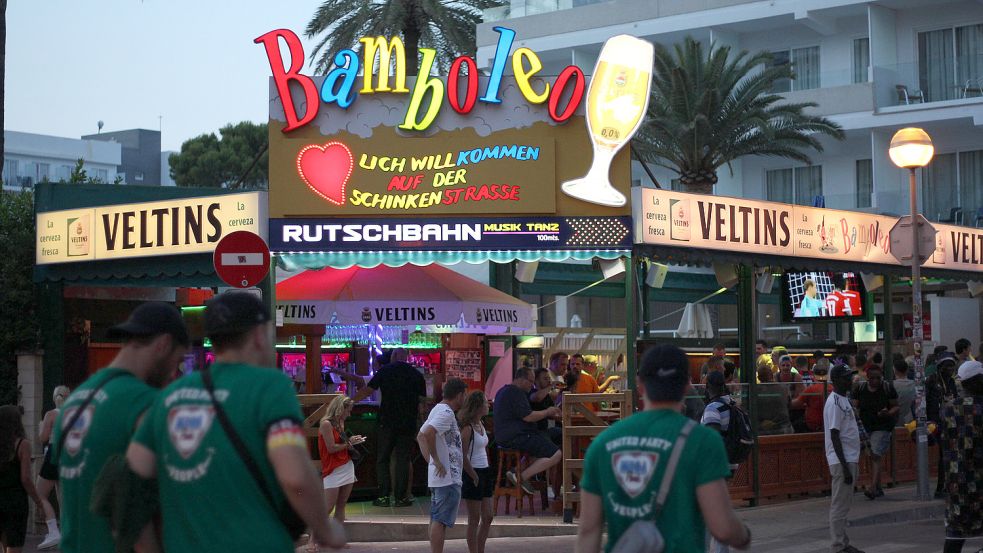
top-left (213, 231), bottom-right (271, 288)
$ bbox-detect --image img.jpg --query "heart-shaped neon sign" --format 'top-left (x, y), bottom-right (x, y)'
top-left (296, 142), bottom-right (354, 206)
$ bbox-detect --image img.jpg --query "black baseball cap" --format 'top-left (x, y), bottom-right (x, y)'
top-left (829, 363), bottom-right (856, 381)
top-left (205, 291), bottom-right (271, 338)
top-left (107, 302), bottom-right (189, 346)
top-left (936, 351), bottom-right (958, 367)
top-left (639, 344), bottom-right (691, 401)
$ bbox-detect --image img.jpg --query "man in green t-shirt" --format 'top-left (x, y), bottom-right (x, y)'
top-left (126, 291), bottom-right (344, 552)
top-left (577, 344), bottom-right (752, 553)
top-left (53, 302), bottom-right (190, 553)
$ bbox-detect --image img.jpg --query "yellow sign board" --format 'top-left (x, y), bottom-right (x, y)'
top-left (36, 192), bottom-right (267, 265)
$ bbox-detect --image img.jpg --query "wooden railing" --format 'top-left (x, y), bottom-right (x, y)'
top-left (560, 391), bottom-right (634, 523)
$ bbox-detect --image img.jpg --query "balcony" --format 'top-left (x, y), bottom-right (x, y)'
top-left (874, 60), bottom-right (983, 111)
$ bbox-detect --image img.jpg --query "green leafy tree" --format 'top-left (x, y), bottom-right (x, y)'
top-left (169, 122), bottom-right (268, 189)
top-left (634, 37), bottom-right (845, 195)
top-left (305, 0), bottom-right (501, 75)
top-left (0, 190), bottom-right (36, 405)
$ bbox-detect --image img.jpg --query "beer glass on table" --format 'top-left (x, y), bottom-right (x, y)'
top-left (561, 35), bottom-right (654, 207)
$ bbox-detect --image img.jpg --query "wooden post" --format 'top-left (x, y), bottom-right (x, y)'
top-left (305, 331), bottom-right (324, 394)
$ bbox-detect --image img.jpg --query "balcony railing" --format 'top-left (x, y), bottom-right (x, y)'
top-left (876, 61), bottom-right (983, 109)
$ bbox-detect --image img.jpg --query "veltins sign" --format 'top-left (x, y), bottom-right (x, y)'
top-left (279, 300), bottom-right (532, 328)
top-left (634, 187), bottom-right (897, 264)
top-left (36, 192), bottom-right (266, 265)
top-left (634, 188), bottom-right (983, 273)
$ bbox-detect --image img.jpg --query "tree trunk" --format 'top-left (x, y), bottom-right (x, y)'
top-left (404, 24), bottom-right (420, 77)
top-left (683, 180), bottom-right (715, 195)
top-left (1, 0), bottom-right (7, 165)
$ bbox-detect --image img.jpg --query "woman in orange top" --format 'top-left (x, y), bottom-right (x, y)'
top-left (308, 395), bottom-right (364, 552)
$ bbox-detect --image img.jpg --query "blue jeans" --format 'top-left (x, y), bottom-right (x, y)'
top-left (430, 484), bottom-right (462, 528)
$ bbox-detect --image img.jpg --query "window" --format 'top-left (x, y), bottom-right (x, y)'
top-left (135, 171), bottom-right (145, 181)
top-left (94, 168), bottom-right (109, 182)
top-left (766, 166), bottom-right (823, 206)
top-left (853, 38), bottom-right (870, 84)
top-left (770, 46), bottom-right (820, 92)
top-left (919, 24), bottom-right (983, 102)
top-left (856, 159), bottom-right (872, 208)
top-left (922, 149), bottom-right (983, 221)
top-left (37, 163), bottom-right (50, 182)
top-left (670, 178), bottom-right (684, 191)
top-left (3, 159), bottom-right (17, 186)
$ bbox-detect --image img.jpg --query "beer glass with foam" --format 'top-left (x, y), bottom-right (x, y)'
top-left (561, 35), bottom-right (654, 207)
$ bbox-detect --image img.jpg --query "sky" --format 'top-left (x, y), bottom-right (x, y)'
top-left (6, 0), bottom-right (324, 151)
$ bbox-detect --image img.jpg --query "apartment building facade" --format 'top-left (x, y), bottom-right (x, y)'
top-left (477, 0), bottom-right (983, 225)
top-left (2, 130), bottom-right (121, 191)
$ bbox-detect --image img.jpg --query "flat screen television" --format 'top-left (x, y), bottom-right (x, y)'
top-left (781, 271), bottom-right (867, 323)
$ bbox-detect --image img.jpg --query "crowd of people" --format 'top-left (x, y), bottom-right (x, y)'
top-left (1, 297), bottom-right (980, 553)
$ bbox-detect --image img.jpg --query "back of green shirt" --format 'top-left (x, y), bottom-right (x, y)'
top-left (53, 368), bottom-right (157, 553)
top-left (580, 409), bottom-right (730, 553)
top-left (133, 363), bottom-right (304, 553)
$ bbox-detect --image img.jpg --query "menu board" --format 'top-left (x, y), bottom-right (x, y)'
top-left (445, 349), bottom-right (483, 384)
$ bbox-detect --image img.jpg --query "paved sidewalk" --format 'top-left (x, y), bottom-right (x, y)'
top-left (18, 484), bottom-right (946, 551)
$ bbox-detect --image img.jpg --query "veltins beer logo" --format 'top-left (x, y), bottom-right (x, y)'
top-left (612, 451), bottom-right (659, 498)
top-left (62, 406), bottom-right (95, 457)
top-left (476, 309), bottom-right (483, 324)
top-left (669, 198), bottom-right (691, 242)
top-left (361, 307), bottom-right (372, 323)
top-left (167, 405), bottom-right (215, 460)
top-left (67, 215), bottom-right (91, 257)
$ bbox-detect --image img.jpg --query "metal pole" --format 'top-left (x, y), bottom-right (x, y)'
top-left (737, 264), bottom-right (760, 505)
top-left (625, 257), bottom-right (639, 402)
top-left (908, 167), bottom-right (930, 501)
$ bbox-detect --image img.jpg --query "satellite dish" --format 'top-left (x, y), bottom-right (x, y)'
top-left (97, 120), bottom-right (104, 132)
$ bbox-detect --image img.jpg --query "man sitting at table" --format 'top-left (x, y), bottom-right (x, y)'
top-left (529, 368), bottom-right (563, 446)
top-left (494, 367), bottom-right (561, 495)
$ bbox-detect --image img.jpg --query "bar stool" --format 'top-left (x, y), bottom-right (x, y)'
top-left (493, 448), bottom-right (535, 517)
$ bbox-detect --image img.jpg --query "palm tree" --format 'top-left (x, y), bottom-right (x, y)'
top-left (634, 37), bottom-right (845, 195)
top-left (305, 0), bottom-right (501, 76)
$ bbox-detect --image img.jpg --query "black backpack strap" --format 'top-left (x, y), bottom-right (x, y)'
top-left (53, 371), bottom-right (127, 462)
top-left (201, 366), bottom-right (280, 512)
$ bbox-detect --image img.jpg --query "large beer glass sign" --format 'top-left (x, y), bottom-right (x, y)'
top-left (562, 35), bottom-right (654, 207)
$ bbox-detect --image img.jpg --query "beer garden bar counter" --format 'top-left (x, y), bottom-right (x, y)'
top-left (631, 187), bottom-right (983, 502)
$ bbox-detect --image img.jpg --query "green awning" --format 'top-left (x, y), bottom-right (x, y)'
top-left (34, 253), bottom-right (224, 287)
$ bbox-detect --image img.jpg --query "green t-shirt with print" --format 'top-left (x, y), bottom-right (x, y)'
top-left (581, 409), bottom-right (731, 553)
top-left (133, 363), bottom-right (304, 553)
top-left (53, 368), bottom-right (158, 553)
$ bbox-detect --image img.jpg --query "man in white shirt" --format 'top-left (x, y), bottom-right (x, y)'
top-left (824, 364), bottom-right (864, 553)
top-left (418, 378), bottom-right (468, 553)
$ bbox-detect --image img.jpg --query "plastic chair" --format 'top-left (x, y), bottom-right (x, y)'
top-left (896, 85), bottom-right (924, 104)
top-left (961, 79), bottom-right (983, 98)
top-left (938, 207), bottom-right (963, 225)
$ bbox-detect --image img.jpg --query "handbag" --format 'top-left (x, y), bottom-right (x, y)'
top-left (610, 419), bottom-right (696, 553)
top-left (201, 366), bottom-right (306, 540)
top-left (335, 425), bottom-right (367, 464)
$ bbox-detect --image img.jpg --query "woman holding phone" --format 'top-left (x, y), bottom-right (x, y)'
top-left (308, 395), bottom-right (365, 552)
top-left (458, 390), bottom-right (494, 553)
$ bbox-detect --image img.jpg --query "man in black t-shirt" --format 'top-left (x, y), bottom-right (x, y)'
top-left (493, 367), bottom-right (560, 494)
top-left (528, 368), bottom-right (562, 445)
top-left (851, 366), bottom-right (898, 500)
top-left (354, 348), bottom-right (426, 507)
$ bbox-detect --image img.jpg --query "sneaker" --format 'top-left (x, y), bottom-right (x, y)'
top-left (393, 497), bottom-right (414, 508)
top-left (371, 497), bottom-right (391, 507)
top-left (875, 487), bottom-right (885, 498)
top-left (863, 489), bottom-right (877, 500)
top-left (38, 532), bottom-right (61, 550)
top-left (842, 546), bottom-right (866, 553)
top-left (506, 470), bottom-right (519, 488)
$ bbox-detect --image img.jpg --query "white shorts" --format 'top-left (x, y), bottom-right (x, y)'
top-left (322, 460), bottom-right (357, 489)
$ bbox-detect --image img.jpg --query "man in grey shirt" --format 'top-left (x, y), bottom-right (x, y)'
top-left (892, 355), bottom-right (915, 426)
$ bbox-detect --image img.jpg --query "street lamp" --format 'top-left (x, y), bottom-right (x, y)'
top-left (889, 127), bottom-right (934, 501)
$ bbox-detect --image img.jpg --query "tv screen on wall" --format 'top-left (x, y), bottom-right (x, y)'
top-left (781, 271), bottom-right (867, 323)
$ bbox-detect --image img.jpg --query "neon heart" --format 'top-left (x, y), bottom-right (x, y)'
top-left (296, 142), bottom-right (353, 206)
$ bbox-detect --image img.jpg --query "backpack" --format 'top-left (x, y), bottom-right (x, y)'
top-left (717, 399), bottom-right (754, 465)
